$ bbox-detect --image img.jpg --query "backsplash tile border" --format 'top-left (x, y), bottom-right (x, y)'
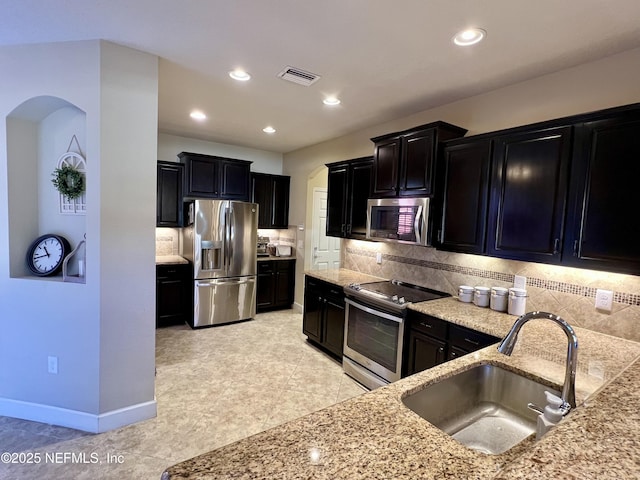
top-left (347, 247), bottom-right (640, 307)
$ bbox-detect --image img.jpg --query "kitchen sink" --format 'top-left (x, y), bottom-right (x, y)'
top-left (402, 363), bottom-right (561, 455)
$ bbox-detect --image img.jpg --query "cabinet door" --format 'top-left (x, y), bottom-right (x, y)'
top-left (372, 137), bottom-right (400, 197)
top-left (346, 158), bottom-right (373, 239)
top-left (274, 260), bottom-right (295, 307)
top-left (487, 127), bottom-right (572, 263)
top-left (405, 329), bottom-right (447, 376)
top-left (185, 155), bottom-right (219, 198)
top-left (251, 174), bottom-right (273, 228)
top-left (156, 265), bottom-right (190, 327)
top-left (256, 262), bottom-right (275, 311)
top-left (322, 297), bottom-right (346, 357)
top-left (564, 114), bottom-right (640, 274)
top-left (399, 128), bottom-right (435, 196)
top-left (447, 345), bottom-right (468, 361)
top-left (438, 140), bottom-right (491, 253)
top-left (271, 175), bottom-right (290, 228)
top-left (157, 162), bottom-right (183, 227)
top-left (303, 279), bottom-right (323, 343)
top-left (220, 159), bottom-right (250, 201)
top-left (326, 164), bottom-right (349, 237)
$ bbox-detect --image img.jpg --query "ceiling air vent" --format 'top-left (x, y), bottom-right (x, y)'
top-left (277, 66), bottom-right (321, 86)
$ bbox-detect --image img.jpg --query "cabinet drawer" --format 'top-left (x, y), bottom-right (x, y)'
top-left (409, 312), bottom-right (448, 340)
top-left (449, 324), bottom-right (500, 352)
top-left (276, 259), bottom-right (295, 272)
top-left (257, 261), bottom-right (274, 273)
top-left (156, 264), bottom-right (190, 280)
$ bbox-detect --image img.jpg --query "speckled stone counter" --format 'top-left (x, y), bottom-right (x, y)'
top-left (156, 255), bottom-right (189, 265)
top-left (303, 267), bottom-right (384, 286)
top-left (257, 255), bottom-right (295, 262)
top-left (162, 270), bottom-right (640, 480)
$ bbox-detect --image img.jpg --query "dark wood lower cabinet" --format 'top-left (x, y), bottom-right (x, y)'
top-left (256, 259), bottom-right (295, 312)
top-left (406, 330), bottom-right (447, 375)
top-left (156, 263), bottom-right (192, 328)
top-left (303, 276), bottom-right (345, 358)
top-left (404, 310), bottom-right (500, 377)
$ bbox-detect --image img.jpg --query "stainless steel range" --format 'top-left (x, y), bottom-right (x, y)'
top-left (343, 280), bottom-right (450, 390)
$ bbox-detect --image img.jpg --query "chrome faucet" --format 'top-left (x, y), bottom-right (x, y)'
top-left (497, 311), bottom-right (578, 415)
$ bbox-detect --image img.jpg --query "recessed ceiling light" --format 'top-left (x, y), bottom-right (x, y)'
top-left (229, 69), bottom-right (251, 81)
top-left (453, 28), bottom-right (486, 46)
top-left (323, 96), bottom-right (341, 106)
top-left (190, 110), bottom-right (207, 121)
top-left (262, 126), bottom-right (276, 134)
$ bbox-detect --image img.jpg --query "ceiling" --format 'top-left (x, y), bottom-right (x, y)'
top-left (2, 1), bottom-right (640, 154)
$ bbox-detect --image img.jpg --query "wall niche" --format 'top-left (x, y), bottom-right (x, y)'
top-left (7, 95), bottom-right (87, 281)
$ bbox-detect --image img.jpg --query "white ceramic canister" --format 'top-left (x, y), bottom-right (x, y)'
top-left (458, 285), bottom-right (474, 303)
top-left (473, 286), bottom-right (491, 307)
top-left (508, 288), bottom-right (528, 316)
top-left (490, 287), bottom-right (509, 312)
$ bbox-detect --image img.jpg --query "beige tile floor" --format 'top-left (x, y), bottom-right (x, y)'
top-left (0, 310), bottom-right (366, 479)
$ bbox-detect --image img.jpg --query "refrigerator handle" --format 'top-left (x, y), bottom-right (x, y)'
top-left (225, 206), bottom-right (233, 274)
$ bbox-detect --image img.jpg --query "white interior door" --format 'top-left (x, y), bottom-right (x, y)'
top-left (311, 188), bottom-right (341, 270)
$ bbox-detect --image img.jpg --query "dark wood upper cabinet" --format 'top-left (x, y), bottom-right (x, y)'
top-left (563, 111), bottom-right (640, 274)
top-left (437, 139), bottom-right (492, 254)
top-left (486, 126), bottom-right (572, 263)
top-left (371, 137), bottom-right (400, 197)
top-left (399, 128), bottom-right (436, 196)
top-left (371, 122), bottom-right (467, 198)
top-left (251, 173), bottom-right (290, 229)
top-left (326, 156), bottom-right (373, 239)
top-left (179, 152), bottom-right (251, 201)
top-left (156, 161), bottom-right (184, 227)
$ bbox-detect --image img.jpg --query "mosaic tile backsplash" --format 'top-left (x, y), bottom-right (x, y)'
top-left (343, 239), bottom-right (640, 342)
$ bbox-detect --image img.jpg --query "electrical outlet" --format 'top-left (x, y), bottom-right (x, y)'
top-left (47, 356), bottom-right (58, 374)
top-left (376, 252), bottom-right (382, 264)
top-left (595, 289), bottom-right (613, 312)
top-left (513, 275), bottom-right (527, 289)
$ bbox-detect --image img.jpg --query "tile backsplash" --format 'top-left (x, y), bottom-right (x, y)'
top-left (343, 239), bottom-right (640, 343)
top-left (155, 228), bottom-right (180, 256)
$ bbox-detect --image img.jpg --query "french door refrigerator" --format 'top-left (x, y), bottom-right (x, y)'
top-left (181, 199), bottom-right (258, 327)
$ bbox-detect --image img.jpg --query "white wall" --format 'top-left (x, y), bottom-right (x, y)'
top-left (97, 41), bottom-right (158, 415)
top-left (158, 132), bottom-right (283, 174)
top-left (0, 40), bottom-right (157, 432)
top-left (283, 46), bottom-right (640, 306)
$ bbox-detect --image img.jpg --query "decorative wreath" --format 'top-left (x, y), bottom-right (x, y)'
top-left (51, 165), bottom-right (85, 199)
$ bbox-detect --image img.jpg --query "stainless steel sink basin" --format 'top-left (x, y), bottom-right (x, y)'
top-left (402, 364), bottom-right (561, 455)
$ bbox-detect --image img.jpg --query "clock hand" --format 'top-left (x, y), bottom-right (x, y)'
top-left (33, 254), bottom-right (49, 259)
top-left (43, 246), bottom-right (50, 256)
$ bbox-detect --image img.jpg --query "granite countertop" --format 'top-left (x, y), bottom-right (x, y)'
top-left (257, 255), bottom-right (296, 261)
top-left (156, 255), bottom-right (189, 265)
top-left (162, 270), bottom-right (640, 480)
top-left (304, 267), bottom-right (384, 286)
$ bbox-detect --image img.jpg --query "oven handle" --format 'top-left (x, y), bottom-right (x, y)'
top-left (345, 298), bottom-right (404, 324)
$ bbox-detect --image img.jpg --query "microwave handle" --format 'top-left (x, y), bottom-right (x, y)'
top-left (414, 205), bottom-right (423, 245)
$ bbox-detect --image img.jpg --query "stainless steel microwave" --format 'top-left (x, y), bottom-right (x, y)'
top-left (366, 197), bottom-right (430, 246)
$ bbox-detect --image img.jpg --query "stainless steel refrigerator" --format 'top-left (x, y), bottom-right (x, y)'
top-left (181, 199), bottom-right (258, 327)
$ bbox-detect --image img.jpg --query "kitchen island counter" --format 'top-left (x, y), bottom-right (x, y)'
top-left (162, 270), bottom-right (640, 480)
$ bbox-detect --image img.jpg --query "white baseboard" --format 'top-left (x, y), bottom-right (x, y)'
top-left (292, 302), bottom-right (303, 313)
top-left (0, 397), bottom-right (157, 433)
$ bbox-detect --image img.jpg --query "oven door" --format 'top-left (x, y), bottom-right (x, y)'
top-left (343, 298), bottom-right (405, 385)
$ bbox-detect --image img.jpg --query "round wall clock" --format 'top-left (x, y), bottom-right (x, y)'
top-left (26, 234), bottom-right (71, 277)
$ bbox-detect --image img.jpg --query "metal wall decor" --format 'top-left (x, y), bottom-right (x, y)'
top-left (56, 135), bottom-right (86, 215)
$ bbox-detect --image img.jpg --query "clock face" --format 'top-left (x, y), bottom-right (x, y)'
top-left (26, 234), bottom-right (70, 277)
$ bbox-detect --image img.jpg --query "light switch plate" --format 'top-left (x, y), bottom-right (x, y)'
top-left (376, 252), bottom-right (382, 264)
top-left (595, 289), bottom-right (613, 312)
top-left (513, 275), bottom-right (527, 289)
